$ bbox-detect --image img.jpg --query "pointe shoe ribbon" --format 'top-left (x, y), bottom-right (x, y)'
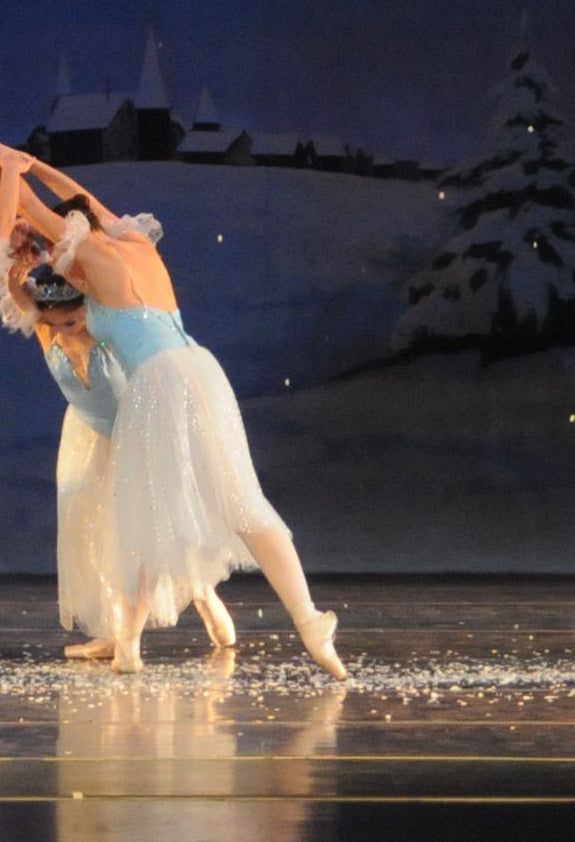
top-left (297, 610), bottom-right (347, 681)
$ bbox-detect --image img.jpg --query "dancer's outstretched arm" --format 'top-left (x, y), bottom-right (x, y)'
top-left (0, 143), bottom-right (119, 229)
top-left (17, 177), bottom-right (68, 244)
top-left (5, 261), bottom-right (34, 312)
top-left (0, 164), bottom-right (19, 240)
top-left (0, 148), bottom-right (33, 238)
top-left (0, 150), bottom-right (46, 339)
top-left (27, 157), bottom-right (120, 228)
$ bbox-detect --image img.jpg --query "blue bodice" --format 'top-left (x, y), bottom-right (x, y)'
top-left (45, 341), bottom-right (127, 437)
top-left (86, 299), bottom-right (195, 377)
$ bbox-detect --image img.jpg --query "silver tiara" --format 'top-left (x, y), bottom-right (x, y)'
top-left (26, 276), bottom-right (83, 303)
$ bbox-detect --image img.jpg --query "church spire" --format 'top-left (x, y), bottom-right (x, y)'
top-left (51, 52), bottom-right (71, 113)
top-left (55, 52), bottom-right (72, 97)
top-left (193, 88), bottom-right (221, 130)
top-left (136, 26), bottom-right (170, 109)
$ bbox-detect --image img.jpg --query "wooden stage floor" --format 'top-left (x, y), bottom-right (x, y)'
top-left (2, 574), bottom-right (575, 840)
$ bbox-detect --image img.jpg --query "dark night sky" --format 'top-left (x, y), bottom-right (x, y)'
top-left (1, 0), bottom-right (574, 164)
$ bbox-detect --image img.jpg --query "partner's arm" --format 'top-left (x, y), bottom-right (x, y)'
top-left (18, 177), bottom-right (67, 243)
top-left (27, 158), bottom-right (119, 228)
top-left (0, 149), bottom-right (33, 238)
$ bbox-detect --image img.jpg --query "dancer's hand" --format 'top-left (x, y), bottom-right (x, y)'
top-left (9, 219), bottom-right (40, 270)
top-left (0, 146), bottom-right (34, 173)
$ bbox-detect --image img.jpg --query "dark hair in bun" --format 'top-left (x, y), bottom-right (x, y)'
top-left (53, 193), bottom-right (103, 232)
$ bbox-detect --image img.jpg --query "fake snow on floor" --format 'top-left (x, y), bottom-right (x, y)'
top-left (2, 639), bottom-right (575, 713)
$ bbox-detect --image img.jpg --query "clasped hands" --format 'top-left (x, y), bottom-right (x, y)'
top-left (0, 142), bottom-right (35, 174)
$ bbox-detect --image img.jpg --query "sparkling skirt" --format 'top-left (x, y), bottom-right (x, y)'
top-left (57, 406), bottom-right (117, 637)
top-left (95, 344), bottom-right (289, 633)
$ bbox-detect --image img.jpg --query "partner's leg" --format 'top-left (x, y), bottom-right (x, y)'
top-left (112, 597), bottom-right (149, 674)
top-left (65, 638), bottom-right (115, 660)
top-left (194, 587), bottom-right (236, 647)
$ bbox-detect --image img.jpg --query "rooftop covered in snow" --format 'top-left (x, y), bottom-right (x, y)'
top-left (47, 93), bottom-right (132, 133)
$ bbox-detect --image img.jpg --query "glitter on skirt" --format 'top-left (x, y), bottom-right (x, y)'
top-left (56, 405), bottom-right (118, 639)
top-left (90, 344), bottom-right (290, 635)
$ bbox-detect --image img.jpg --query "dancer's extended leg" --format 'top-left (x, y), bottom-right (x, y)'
top-left (240, 529), bottom-right (347, 680)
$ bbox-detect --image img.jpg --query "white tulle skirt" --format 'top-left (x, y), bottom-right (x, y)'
top-left (78, 344), bottom-right (289, 636)
top-left (57, 406), bottom-right (117, 637)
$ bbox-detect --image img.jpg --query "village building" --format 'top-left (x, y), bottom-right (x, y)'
top-left (25, 31), bottom-right (434, 184)
top-left (178, 129), bottom-right (247, 165)
top-left (306, 136), bottom-right (349, 172)
top-left (178, 88), bottom-right (246, 165)
top-left (135, 28), bottom-right (182, 160)
top-left (46, 92), bottom-right (137, 166)
top-left (373, 155), bottom-right (444, 181)
top-left (250, 133), bottom-right (302, 168)
top-left (178, 89), bottom-right (347, 172)
top-left (33, 29), bottom-right (182, 166)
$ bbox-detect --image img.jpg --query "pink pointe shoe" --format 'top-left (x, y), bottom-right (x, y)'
top-left (194, 590), bottom-right (236, 648)
top-left (111, 637), bottom-right (143, 674)
top-left (296, 610), bottom-right (347, 681)
top-left (65, 638), bottom-right (115, 660)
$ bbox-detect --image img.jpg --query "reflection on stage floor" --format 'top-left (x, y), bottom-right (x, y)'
top-left (1, 574), bottom-right (575, 840)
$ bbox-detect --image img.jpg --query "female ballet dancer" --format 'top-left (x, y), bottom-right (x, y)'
top-left (0, 153), bottom-right (236, 657)
top-left (10, 147), bottom-right (346, 679)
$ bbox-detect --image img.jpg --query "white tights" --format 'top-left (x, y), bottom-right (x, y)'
top-left (114, 594), bottom-right (150, 668)
top-left (115, 528), bottom-right (319, 658)
top-left (240, 528), bottom-right (320, 626)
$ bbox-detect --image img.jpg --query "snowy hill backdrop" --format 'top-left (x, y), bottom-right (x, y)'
top-left (87, 162), bottom-right (448, 395)
top-left (2, 162), bottom-right (575, 576)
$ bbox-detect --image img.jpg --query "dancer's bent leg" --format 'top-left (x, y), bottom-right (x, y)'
top-left (194, 587), bottom-right (236, 647)
top-left (240, 529), bottom-right (347, 680)
top-left (112, 585), bottom-right (235, 670)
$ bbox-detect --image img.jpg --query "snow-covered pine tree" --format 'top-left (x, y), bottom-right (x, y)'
top-left (392, 30), bottom-right (575, 358)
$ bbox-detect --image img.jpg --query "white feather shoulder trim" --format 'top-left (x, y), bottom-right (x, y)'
top-left (105, 213), bottom-right (163, 245)
top-left (0, 237), bottom-right (39, 337)
top-left (53, 210), bottom-right (91, 274)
